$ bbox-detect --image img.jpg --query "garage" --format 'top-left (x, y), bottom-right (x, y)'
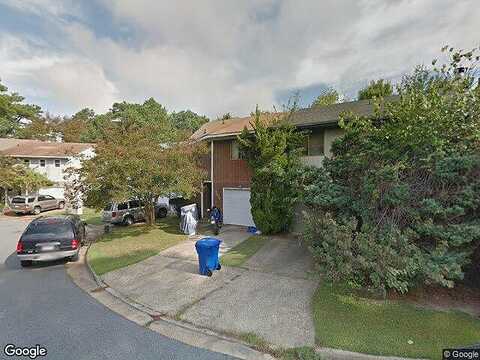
top-left (39, 187), bottom-right (65, 199)
top-left (223, 188), bottom-right (255, 227)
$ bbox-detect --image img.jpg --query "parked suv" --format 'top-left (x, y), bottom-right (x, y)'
top-left (16, 215), bottom-right (86, 267)
top-left (102, 200), bottom-right (168, 226)
top-left (10, 195), bottom-right (65, 215)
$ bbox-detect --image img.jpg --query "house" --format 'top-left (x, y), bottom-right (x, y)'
top-left (0, 138), bottom-right (95, 199)
top-left (191, 97), bottom-right (395, 227)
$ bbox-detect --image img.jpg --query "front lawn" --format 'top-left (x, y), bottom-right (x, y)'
top-left (80, 207), bottom-right (103, 225)
top-left (33, 207), bottom-right (103, 225)
top-left (221, 235), bottom-right (269, 267)
top-left (88, 216), bottom-right (186, 275)
top-left (313, 283), bottom-right (480, 360)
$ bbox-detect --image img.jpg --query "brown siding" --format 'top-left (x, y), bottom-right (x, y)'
top-left (212, 140), bottom-right (252, 211)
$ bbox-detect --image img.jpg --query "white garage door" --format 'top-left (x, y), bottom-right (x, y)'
top-left (39, 187), bottom-right (65, 199)
top-left (223, 188), bottom-right (255, 227)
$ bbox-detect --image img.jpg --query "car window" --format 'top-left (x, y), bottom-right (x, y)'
top-left (28, 197), bottom-right (35, 203)
top-left (11, 197), bottom-right (26, 204)
top-left (117, 202), bottom-right (128, 210)
top-left (128, 200), bottom-right (140, 209)
top-left (25, 222), bottom-right (74, 237)
top-left (45, 195), bottom-right (55, 200)
top-left (38, 196), bottom-right (46, 201)
top-left (104, 203), bottom-right (113, 211)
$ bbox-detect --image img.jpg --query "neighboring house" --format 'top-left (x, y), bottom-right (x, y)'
top-left (0, 138), bottom-right (95, 199)
top-left (191, 97), bottom-right (395, 227)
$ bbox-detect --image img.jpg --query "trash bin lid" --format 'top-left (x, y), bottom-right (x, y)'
top-left (195, 237), bottom-right (221, 248)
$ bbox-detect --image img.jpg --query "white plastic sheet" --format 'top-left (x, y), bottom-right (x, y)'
top-left (180, 203), bottom-right (198, 235)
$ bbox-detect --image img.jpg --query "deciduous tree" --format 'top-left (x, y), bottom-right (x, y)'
top-left (357, 79), bottom-right (393, 100)
top-left (78, 121), bottom-right (206, 225)
top-left (238, 106), bottom-right (306, 234)
top-left (310, 88), bottom-right (340, 108)
top-left (0, 156), bottom-right (52, 205)
top-left (169, 110), bottom-right (208, 134)
top-left (303, 47), bottom-right (480, 293)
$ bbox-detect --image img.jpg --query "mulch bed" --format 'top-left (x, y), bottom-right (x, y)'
top-left (389, 284), bottom-right (480, 318)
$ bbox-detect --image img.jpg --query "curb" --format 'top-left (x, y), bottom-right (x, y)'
top-left (315, 348), bottom-right (426, 360)
top-left (68, 236), bottom-right (424, 360)
top-left (67, 244), bottom-right (274, 360)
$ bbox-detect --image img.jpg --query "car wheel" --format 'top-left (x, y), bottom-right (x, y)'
top-left (124, 216), bottom-right (134, 226)
top-left (69, 252), bottom-right (79, 262)
top-left (206, 269), bottom-right (213, 277)
top-left (157, 207), bottom-right (167, 218)
top-left (20, 260), bottom-right (33, 267)
top-left (58, 202), bottom-right (65, 209)
top-left (33, 206), bottom-right (41, 215)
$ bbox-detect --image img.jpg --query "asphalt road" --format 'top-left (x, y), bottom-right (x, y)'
top-left (0, 216), bottom-right (235, 360)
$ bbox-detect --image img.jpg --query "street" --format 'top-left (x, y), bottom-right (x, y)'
top-left (0, 217), bottom-right (234, 360)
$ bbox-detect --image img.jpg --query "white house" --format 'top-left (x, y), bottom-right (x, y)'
top-left (0, 138), bottom-right (95, 199)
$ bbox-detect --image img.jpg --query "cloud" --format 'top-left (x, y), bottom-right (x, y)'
top-left (0, 34), bottom-right (118, 115)
top-left (0, 0), bottom-right (80, 17)
top-left (0, 0), bottom-right (478, 118)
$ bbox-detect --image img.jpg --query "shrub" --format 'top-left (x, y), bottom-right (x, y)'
top-left (238, 106), bottom-right (305, 234)
top-left (303, 47), bottom-right (480, 292)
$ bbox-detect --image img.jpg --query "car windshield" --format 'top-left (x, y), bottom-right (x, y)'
top-left (24, 222), bottom-right (73, 236)
top-left (104, 203), bottom-right (113, 211)
top-left (11, 197), bottom-right (26, 204)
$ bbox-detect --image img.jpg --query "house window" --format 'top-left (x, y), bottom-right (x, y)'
top-left (23, 159), bottom-right (30, 166)
top-left (40, 159), bottom-right (46, 167)
top-left (55, 159), bottom-right (61, 168)
top-left (306, 128), bottom-right (325, 156)
top-left (231, 141), bottom-right (245, 160)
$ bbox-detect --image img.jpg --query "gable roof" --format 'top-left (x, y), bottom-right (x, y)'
top-left (191, 96), bottom-right (398, 141)
top-left (0, 138), bottom-right (95, 158)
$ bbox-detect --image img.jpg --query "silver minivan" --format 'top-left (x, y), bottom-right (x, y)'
top-left (102, 200), bottom-right (168, 226)
top-left (10, 195), bottom-right (65, 215)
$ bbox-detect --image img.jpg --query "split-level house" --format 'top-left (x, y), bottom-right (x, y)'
top-left (0, 138), bottom-right (95, 199)
top-left (191, 97), bottom-right (395, 227)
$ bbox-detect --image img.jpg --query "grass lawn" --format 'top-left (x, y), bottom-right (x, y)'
top-left (221, 235), bottom-right (269, 267)
top-left (37, 207), bottom-right (103, 225)
top-left (80, 207), bottom-right (103, 225)
top-left (313, 283), bottom-right (480, 360)
top-left (88, 216), bottom-right (186, 275)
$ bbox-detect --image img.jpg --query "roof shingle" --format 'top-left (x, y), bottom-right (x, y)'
top-left (0, 138), bottom-right (95, 158)
top-left (191, 96), bottom-right (398, 141)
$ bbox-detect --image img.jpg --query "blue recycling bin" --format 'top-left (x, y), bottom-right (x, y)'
top-left (195, 237), bottom-right (222, 276)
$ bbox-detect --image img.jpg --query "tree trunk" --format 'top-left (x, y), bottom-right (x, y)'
top-left (144, 203), bottom-right (156, 226)
top-left (4, 188), bottom-right (7, 207)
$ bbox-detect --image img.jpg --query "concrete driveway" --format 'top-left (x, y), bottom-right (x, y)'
top-left (101, 227), bottom-right (318, 348)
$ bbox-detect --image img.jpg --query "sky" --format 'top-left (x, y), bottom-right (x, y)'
top-left (0, 0), bottom-right (478, 119)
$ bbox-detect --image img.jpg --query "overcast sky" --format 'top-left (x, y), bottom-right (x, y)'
top-left (0, 0), bottom-right (478, 119)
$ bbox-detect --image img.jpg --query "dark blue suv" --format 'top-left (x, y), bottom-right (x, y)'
top-left (16, 215), bottom-right (86, 267)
